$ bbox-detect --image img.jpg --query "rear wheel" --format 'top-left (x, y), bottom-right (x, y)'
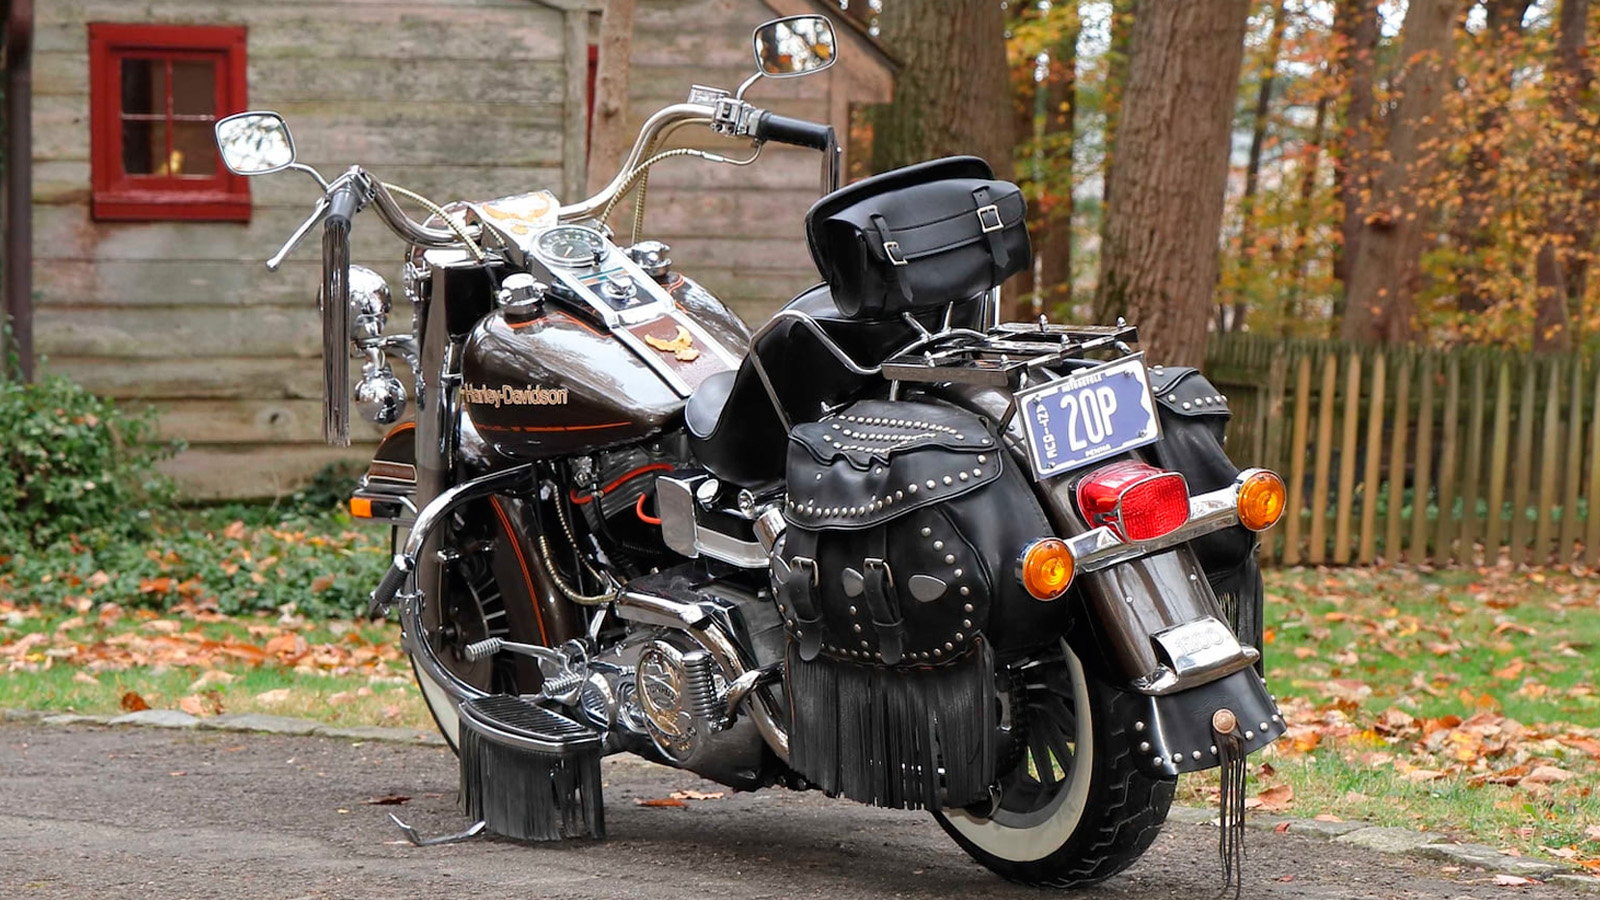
top-left (934, 642), bottom-right (1175, 888)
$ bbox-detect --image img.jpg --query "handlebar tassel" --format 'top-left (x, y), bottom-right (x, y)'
top-left (322, 218), bottom-right (352, 446)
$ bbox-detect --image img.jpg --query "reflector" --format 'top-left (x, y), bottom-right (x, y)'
top-left (1236, 469), bottom-right (1286, 532)
top-left (1019, 537), bottom-right (1075, 600)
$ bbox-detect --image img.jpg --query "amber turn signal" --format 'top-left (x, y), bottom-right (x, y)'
top-left (349, 497), bottom-right (374, 519)
top-left (1019, 537), bottom-right (1075, 601)
top-left (1236, 469), bottom-right (1286, 532)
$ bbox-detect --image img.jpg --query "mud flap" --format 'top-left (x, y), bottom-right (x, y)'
top-left (1128, 666), bottom-right (1284, 777)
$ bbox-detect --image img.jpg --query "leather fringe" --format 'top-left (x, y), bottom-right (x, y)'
top-left (1214, 726), bottom-right (1247, 899)
top-left (786, 640), bottom-right (996, 810)
top-left (459, 727), bottom-right (605, 841)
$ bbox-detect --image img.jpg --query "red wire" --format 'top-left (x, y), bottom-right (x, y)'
top-left (635, 492), bottom-right (662, 526)
top-left (568, 462), bottom-right (675, 505)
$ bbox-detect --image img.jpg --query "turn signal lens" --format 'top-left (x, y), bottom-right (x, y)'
top-left (1237, 469), bottom-right (1286, 532)
top-left (1019, 538), bottom-right (1075, 601)
top-left (350, 497), bottom-right (374, 519)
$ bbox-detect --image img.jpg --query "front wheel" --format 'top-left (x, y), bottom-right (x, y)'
top-left (934, 642), bottom-right (1175, 888)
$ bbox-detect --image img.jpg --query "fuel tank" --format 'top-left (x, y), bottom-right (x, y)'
top-left (461, 275), bottom-right (750, 460)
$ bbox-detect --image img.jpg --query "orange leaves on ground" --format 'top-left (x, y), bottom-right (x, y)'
top-left (119, 691), bottom-right (150, 712)
top-left (1250, 784), bottom-right (1295, 812)
top-left (0, 602), bottom-right (404, 680)
top-left (634, 797), bottom-right (688, 808)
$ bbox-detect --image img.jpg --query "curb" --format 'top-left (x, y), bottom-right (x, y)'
top-left (5, 707), bottom-right (1597, 891)
top-left (2, 706), bottom-right (446, 747)
top-left (1169, 804), bottom-right (1600, 892)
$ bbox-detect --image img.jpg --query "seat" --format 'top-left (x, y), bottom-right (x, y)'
top-left (684, 285), bottom-right (990, 489)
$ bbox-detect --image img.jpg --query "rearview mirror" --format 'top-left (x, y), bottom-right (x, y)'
top-left (214, 111), bottom-right (296, 176)
top-left (753, 16), bottom-right (837, 78)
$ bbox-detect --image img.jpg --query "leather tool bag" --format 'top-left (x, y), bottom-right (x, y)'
top-left (805, 156), bottom-right (1031, 319)
top-left (773, 399), bottom-right (1055, 809)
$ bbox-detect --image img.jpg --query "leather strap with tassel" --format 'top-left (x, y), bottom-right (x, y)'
top-left (1213, 707), bottom-right (1246, 900)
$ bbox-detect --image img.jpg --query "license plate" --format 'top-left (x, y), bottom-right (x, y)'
top-left (1016, 354), bottom-right (1162, 480)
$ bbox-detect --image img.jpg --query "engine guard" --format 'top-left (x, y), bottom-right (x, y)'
top-left (1131, 665), bottom-right (1284, 777)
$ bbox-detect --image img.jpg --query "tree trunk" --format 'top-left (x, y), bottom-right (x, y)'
top-left (1450, 0), bottom-right (1533, 315)
top-left (1093, 0), bottom-right (1251, 367)
top-left (1331, 0), bottom-right (1380, 291)
top-left (1532, 0), bottom-right (1591, 352)
top-left (870, 0), bottom-right (1014, 176)
top-left (1288, 94), bottom-right (1330, 335)
top-left (1226, 0), bottom-right (1289, 333)
top-left (1340, 0), bottom-right (1462, 344)
top-left (1097, 0), bottom-right (1137, 274)
top-left (1015, 9), bottom-right (1080, 321)
top-left (586, 0), bottom-right (635, 194)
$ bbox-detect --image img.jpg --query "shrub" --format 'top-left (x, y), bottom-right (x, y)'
top-left (0, 376), bottom-right (179, 550)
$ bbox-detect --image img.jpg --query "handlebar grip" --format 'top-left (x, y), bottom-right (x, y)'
top-left (325, 180), bottom-right (361, 231)
top-left (367, 555), bottom-right (413, 619)
top-left (753, 111), bottom-right (834, 151)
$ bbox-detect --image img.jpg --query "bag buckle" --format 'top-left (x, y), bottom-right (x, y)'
top-left (976, 204), bottom-right (1004, 234)
top-left (882, 240), bottom-right (908, 266)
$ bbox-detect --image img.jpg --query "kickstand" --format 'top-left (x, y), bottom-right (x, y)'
top-left (388, 813), bottom-right (486, 847)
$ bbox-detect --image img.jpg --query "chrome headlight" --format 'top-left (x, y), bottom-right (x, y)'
top-left (347, 265), bottom-right (392, 338)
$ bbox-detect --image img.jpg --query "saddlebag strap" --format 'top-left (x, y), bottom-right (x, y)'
top-left (972, 185), bottom-right (1009, 280)
top-left (782, 557), bottom-right (825, 661)
top-left (870, 213), bottom-right (915, 308)
top-left (862, 532), bottom-right (906, 664)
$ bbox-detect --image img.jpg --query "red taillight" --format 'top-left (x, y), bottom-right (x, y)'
top-left (1076, 461), bottom-right (1190, 542)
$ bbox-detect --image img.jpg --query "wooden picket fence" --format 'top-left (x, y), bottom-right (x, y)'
top-left (1204, 334), bottom-right (1600, 568)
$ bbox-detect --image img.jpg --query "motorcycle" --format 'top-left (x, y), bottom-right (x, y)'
top-left (214, 14), bottom-right (1288, 889)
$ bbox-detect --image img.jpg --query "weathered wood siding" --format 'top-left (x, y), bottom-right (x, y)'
top-left (32, 0), bottom-right (587, 498)
top-left (629, 0), bottom-right (892, 323)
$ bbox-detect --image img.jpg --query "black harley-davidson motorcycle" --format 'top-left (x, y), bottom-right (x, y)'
top-left (214, 15), bottom-right (1288, 889)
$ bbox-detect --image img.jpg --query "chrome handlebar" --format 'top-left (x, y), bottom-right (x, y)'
top-left (557, 102), bottom-right (717, 222)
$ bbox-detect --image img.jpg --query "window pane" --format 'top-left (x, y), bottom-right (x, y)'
top-left (121, 120), bottom-right (162, 175)
top-left (171, 122), bottom-right (218, 175)
top-left (120, 58), bottom-right (164, 115)
top-left (171, 60), bottom-right (216, 117)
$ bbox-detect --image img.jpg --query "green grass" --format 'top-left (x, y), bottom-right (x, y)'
top-left (1178, 565), bottom-right (1600, 870)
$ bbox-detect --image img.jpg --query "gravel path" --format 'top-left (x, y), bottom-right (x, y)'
top-left (1, 722), bottom-right (1591, 899)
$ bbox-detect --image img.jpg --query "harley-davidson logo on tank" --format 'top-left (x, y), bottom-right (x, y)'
top-left (461, 383), bottom-right (570, 408)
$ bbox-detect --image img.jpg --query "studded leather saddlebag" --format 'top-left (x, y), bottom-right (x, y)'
top-left (774, 399), bottom-right (1055, 809)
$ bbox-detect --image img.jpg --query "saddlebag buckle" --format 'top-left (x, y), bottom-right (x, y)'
top-left (975, 203), bottom-right (1003, 234)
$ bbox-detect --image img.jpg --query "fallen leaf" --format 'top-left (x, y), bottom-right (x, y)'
top-left (1520, 765), bottom-right (1574, 784)
top-left (363, 795), bottom-right (411, 806)
top-left (222, 520), bottom-right (247, 541)
top-left (310, 574), bottom-right (337, 593)
top-left (178, 695), bottom-right (207, 716)
top-left (72, 671), bottom-right (100, 685)
top-left (189, 670), bottom-right (236, 691)
top-left (1493, 874), bottom-right (1536, 886)
top-left (1274, 821), bottom-right (1292, 833)
top-left (634, 797), bottom-right (688, 808)
top-left (255, 688), bottom-right (292, 706)
top-left (119, 691), bottom-right (150, 712)
top-left (669, 789), bottom-right (726, 801)
top-left (1255, 784), bottom-right (1295, 812)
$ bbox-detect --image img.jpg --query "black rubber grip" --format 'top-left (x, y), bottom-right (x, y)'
top-left (325, 181), bottom-right (361, 231)
top-left (753, 111), bottom-right (834, 151)
top-left (367, 560), bottom-right (410, 618)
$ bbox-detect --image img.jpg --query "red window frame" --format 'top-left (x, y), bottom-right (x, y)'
top-left (88, 23), bottom-right (250, 222)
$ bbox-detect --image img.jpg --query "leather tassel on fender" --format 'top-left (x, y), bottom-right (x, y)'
top-left (321, 218), bottom-right (352, 447)
top-left (1213, 708), bottom-right (1247, 900)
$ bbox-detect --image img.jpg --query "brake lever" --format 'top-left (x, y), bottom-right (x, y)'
top-left (266, 196), bottom-right (329, 271)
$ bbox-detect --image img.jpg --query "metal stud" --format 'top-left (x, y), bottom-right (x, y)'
top-left (921, 526), bottom-right (932, 537)
top-left (954, 632), bottom-right (964, 641)
top-left (852, 624), bottom-right (862, 633)
top-left (1152, 756), bottom-right (1163, 767)
top-left (960, 587), bottom-right (971, 597)
top-left (1181, 402), bottom-right (1191, 410)
top-left (972, 468), bottom-right (983, 477)
top-left (934, 648), bottom-right (943, 657)
top-left (959, 471), bottom-right (969, 481)
top-left (1167, 394), bottom-right (1177, 403)
top-left (860, 640), bottom-right (870, 649)
top-left (962, 619), bottom-right (972, 628)
top-left (943, 642), bottom-right (954, 651)
top-left (1244, 730), bottom-right (1255, 740)
top-left (1172, 754), bottom-right (1183, 764)
top-left (933, 540), bottom-right (944, 550)
top-left (1192, 750), bottom-right (1202, 761)
top-left (926, 479), bottom-right (936, 489)
top-left (1139, 741), bottom-right (1151, 753)
top-left (943, 475), bottom-right (953, 485)
top-left (963, 603), bottom-right (974, 612)
top-left (848, 605), bottom-right (857, 615)
top-left (944, 554), bottom-right (956, 564)
top-left (1259, 721), bottom-right (1270, 732)
top-left (977, 455), bottom-right (987, 463)
top-left (953, 567), bottom-right (963, 577)
top-left (907, 484), bottom-right (918, 494)
top-left (1134, 721), bottom-right (1146, 732)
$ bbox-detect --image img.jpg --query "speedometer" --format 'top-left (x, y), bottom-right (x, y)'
top-left (534, 225), bottom-right (609, 268)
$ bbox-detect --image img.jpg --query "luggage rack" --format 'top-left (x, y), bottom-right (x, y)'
top-left (881, 320), bottom-right (1140, 388)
